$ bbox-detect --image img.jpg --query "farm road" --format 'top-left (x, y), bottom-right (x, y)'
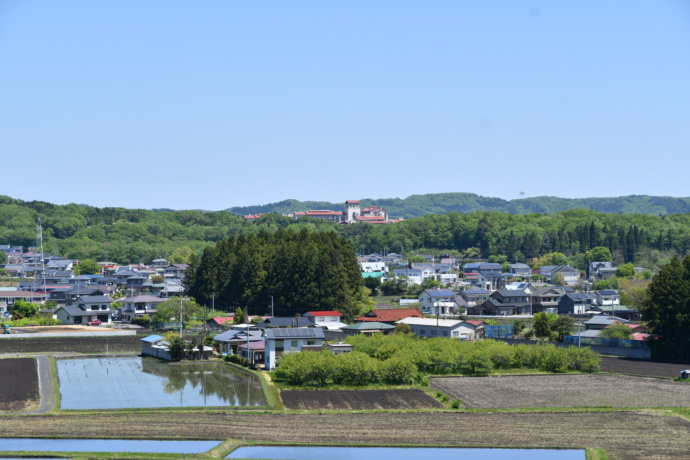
top-left (26, 355), bottom-right (54, 414)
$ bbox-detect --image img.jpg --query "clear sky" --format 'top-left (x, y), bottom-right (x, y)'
top-left (1, 1), bottom-right (689, 210)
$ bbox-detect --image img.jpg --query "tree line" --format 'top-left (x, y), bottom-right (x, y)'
top-left (2, 195), bottom-right (690, 269)
top-left (183, 229), bottom-right (369, 321)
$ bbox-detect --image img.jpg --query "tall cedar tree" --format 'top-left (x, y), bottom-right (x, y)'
top-left (184, 228), bottom-right (364, 319)
top-left (642, 256), bottom-right (690, 361)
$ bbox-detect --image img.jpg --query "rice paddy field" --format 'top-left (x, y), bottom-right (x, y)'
top-left (56, 356), bottom-right (266, 409)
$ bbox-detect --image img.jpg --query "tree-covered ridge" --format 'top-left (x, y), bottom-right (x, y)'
top-left (183, 229), bottom-right (368, 320)
top-left (2, 195), bottom-right (690, 268)
top-left (227, 193), bottom-right (690, 218)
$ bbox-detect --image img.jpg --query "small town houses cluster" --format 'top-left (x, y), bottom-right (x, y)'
top-left (2, 243), bottom-right (646, 370)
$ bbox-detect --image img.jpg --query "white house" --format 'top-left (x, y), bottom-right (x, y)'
top-left (418, 288), bottom-right (459, 316)
top-left (394, 267), bottom-right (434, 285)
top-left (304, 310), bottom-right (348, 331)
top-left (264, 327), bottom-right (324, 370)
top-left (397, 318), bottom-right (478, 341)
top-left (119, 295), bottom-right (166, 323)
top-left (359, 261), bottom-right (387, 272)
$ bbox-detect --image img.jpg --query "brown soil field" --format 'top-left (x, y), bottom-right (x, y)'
top-left (281, 389), bottom-right (443, 410)
top-left (431, 374), bottom-right (690, 409)
top-left (0, 357), bottom-right (39, 411)
top-left (0, 335), bottom-right (142, 354)
top-left (0, 410), bottom-right (688, 459)
top-left (601, 356), bottom-right (690, 378)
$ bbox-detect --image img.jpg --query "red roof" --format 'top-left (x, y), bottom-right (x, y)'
top-left (355, 308), bottom-right (423, 322)
top-left (465, 320), bottom-right (486, 327)
top-left (346, 200), bottom-right (360, 204)
top-left (243, 214), bottom-right (263, 220)
top-left (210, 316), bottom-right (234, 325)
top-left (294, 210), bottom-right (344, 216)
top-left (305, 311), bottom-right (342, 317)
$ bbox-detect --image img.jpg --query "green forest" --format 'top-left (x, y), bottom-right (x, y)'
top-left (2, 195), bottom-right (690, 271)
top-left (183, 229), bottom-right (368, 319)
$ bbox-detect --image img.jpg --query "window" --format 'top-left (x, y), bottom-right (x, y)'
top-left (431, 330), bottom-right (437, 336)
top-left (452, 331), bottom-right (459, 337)
top-left (306, 340), bottom-right (315, 346)
top-left (420, 329), bottom-right (426, 336)
top-left (442, 330), bottom-right (448, 337)
top-left (275, 340), bottom-right (284, 351)
top-left (291, 340), bottom-right (298, 348)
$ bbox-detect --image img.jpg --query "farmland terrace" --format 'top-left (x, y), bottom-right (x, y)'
top-left (0, 410), bottom-right (688, 460)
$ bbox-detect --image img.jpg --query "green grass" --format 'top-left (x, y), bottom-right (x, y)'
top-left (47, 354), bottom-right (60, 411)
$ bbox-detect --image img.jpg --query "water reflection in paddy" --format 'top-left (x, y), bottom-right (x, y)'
top-left (227, 446), bottom-right (586, 460)
top-left (0, 438), bottom-right (221, 454)
top-left (57, 356), bottom-right (266, 409)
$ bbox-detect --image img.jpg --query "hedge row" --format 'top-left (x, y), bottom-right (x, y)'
top-left (273, 335), bottom-right (601, 387)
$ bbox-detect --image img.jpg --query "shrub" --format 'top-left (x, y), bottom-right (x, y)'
top-left (378, 356), bottom-right (418, 384)
top-left (224, 353), bottom-right (251, 368)
top-left (451, 398), bottom-right (461, 409)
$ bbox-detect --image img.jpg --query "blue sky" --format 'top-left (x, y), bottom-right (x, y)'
top-left (1, 1), bottom-right (689, 210)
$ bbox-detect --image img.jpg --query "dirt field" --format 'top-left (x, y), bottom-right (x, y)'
top-left (0, 335), bottom-right (142, 354)
top-left (0, 410), bottom-right (688, 459)
top-left (601, 356), bottom-right (690, 378)
top-left (281, 389), bottom-right (443, 410)
top-left (431, 374), bottom-right (690, 409)
top-left (0, 357), bottom-right (39, 411)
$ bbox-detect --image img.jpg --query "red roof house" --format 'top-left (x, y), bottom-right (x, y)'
top-left (355, 308), bottom-right (424, 324)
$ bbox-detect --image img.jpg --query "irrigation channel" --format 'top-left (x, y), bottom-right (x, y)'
top-left (56, 356), bottom-right (266, 409)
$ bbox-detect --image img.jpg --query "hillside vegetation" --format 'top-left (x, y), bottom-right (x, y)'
top-left (1, 195), bottom-right (690, 270)
top-left (228, 193), bottom-right (690, 218)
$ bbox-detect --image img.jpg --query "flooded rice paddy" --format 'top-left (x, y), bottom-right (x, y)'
top-left (56, 356), bottom-right (266, 409)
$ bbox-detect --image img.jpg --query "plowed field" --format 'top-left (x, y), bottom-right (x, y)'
top-left (600, 356), bottom-right (690, 378)
top-left (0, 410), bottom-right (688, 459)
top-left (281, 389), bottom-right (443, 410)
top-left (0, 357), bottom-right (39, 411)
top-left (0, 335), bottom-right (141, 354)
top-left (431, 374), bottom-right (690, 409)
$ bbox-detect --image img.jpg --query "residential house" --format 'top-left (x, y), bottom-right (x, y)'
top-left (458, 287), bottom-right (490, 309)
top-left (393, 267), bottom-right (435, 285)
top-left (207, 315), bottom-right (235, 330)
top-left (558, 292), bottom-right (596, 315)
top-left (589, 261), bottom-right (614, 279)
top-left (55, 296), bottom-right (113, 325)
top-left (590, 305), bottom-right (640, 321)
top-left (397, 317), bottom-right (478, 340)
top-left (593, 290), bottom-right (620, 308)
top-left (540, 265), bottom-right (581, 284)
top-left (508, 263), bottom-right (531, 277)
top-left (213, 329), bottom-right (263, 355)
top-left (530, 287), bottom-right (565, 314)
top-left (360, 261), bottom-right (387, 272)
top-left (304, 311), bottom-right (348, 331)
top-left (164, 264), bottom-right (189, 279)
top-left (476, 290), bottom-right (531, 316)
top-left (418, 288), bottom-right (461, 316)
top-left (264, 327), bottom-right (325, 370)
top-left (325, 342), bottom-right (354, 354)
top-left (119, 295), bottom-right (166, 323)
top-left (238, 341), bottom-right (266, 365)
top-left (341, 321), bottom-right (395, 336)
top-left (354, 308), bottom-right (424, 324)
top-left (256, 317), bottom-right (314, 329)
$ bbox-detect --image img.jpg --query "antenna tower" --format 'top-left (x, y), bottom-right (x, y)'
top-left (33, 218), bottom-right (46, 294)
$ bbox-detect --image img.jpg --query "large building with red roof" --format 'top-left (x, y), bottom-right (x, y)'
top-left (355, 307), bottom-right (424, 324)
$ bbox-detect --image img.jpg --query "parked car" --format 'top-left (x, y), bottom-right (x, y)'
top-left (87, 320), bottom-right (102, 326)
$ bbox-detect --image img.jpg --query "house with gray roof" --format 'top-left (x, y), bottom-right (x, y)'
top-left (55, 295), bottom-right (113, 325)
top-left (264, 327), bottom-right (325, 370)
top-left (474, 290), bottom-right (531, 316)
top-left (418, 288), bottom-right (462, 316)
top-left (558, 292), bottom-right (596, 315)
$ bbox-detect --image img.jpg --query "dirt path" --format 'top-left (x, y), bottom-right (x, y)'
top-left (26, 355), bottom-right (54, 414)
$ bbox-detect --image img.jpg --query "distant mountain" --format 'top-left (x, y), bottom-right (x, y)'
top-left (226, 193), bottom-right (690, 219)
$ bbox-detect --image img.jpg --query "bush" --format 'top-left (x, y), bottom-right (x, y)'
top-left (131, 315), bottom-right (150, 327)
top-left (451, 398), bottom-right (461, 409)
top-left (224, 353), bottom-right (251, 368)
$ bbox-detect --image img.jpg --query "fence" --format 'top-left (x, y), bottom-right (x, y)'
top-left (563, 335), bottom-right (648, 349)
top-left (485, 325), bottom-right (514, 339)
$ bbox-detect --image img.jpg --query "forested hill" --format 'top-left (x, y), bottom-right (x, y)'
top-left (227, 194), bottom-right (690, 219)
